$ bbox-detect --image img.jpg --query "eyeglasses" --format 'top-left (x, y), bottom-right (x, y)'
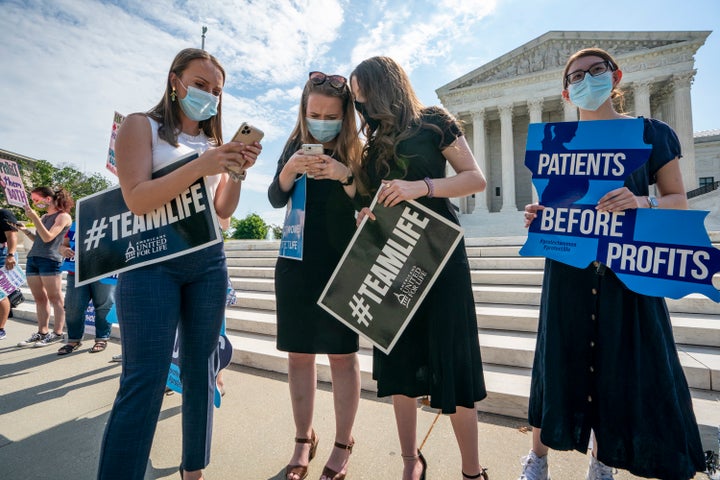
top-left (309, 71), bottom-right (347, 90)
top-left (565, 61), bottom-right (614, 86)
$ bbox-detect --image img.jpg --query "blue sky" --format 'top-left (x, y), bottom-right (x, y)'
top-left (0, 0), bottom-right (718, 226)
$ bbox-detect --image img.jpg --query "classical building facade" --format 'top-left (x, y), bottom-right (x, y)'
top-left (436, 30), bottom-right (711, 218)
top-left (695, 129), bottom-right (720, 189)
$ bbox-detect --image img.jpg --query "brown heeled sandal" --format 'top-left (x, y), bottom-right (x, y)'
top-left (401, 450), bottom-right (427, 480)
top-left (463, 467), bottom-right (489, 480)
top-left (285, 430), bottom-right (319, 480)
top-left (319, 438), bottom-right (354, 480)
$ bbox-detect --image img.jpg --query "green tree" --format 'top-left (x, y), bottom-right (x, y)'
top-left (231, 213), bottom-right (269, 240)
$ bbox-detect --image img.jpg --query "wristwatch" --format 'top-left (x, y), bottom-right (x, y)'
top-left (647, 195), bottom-right (659, 208)
top-left (6, 253), bottom-right (14, 257)
top-left (340, 172), bottom-right (354, 186)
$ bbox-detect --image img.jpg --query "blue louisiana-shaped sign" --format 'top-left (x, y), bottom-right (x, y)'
top-left (520, 119), bottom-right (720, 302)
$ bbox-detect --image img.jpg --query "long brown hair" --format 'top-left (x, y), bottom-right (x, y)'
top-left (563, 47), bottom-right (625, 112)
top-left (147, 48), bottom-right (226, 147)
top-left (283, 74), bottom-right (363, 190)
top-left (350, 56), bottom-right (454, 184)
top-left (31, 186), bottom-right (74, 213)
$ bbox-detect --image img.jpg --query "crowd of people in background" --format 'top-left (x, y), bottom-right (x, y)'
top-left (1, 46), bottom-right (708, 480)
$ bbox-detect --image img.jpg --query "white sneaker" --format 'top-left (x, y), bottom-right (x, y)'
top-left (518, 450), bottom-right (550, 480)
top-left (17, 332), bottom-right (45, 347)
top-left (34, 332), bottom-right (64, 347)
top-left (585, 455), bottom-right (616, 480)
top-left (111, 354), bottom-right (123, 362)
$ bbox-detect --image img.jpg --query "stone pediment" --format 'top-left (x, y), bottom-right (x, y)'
top-left (440, 30), bottom-right (710, 92)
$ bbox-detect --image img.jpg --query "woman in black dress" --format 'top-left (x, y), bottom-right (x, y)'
top-left (350, 56), bottom-right (489, 480)
top-left (268, 71), bottom-right (363, 480)
top-left (520, 48), bottom-right (705, 480)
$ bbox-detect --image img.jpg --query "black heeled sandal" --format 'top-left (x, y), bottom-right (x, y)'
top-left (285, 429), bottom-right (319, 480)
top-left (401, 450), bottom-right (427, 480)
top-left (462, 467), bottom-right (489, 480)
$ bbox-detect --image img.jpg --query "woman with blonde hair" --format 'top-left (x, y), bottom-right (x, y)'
top-left (269, 71), bottom-right (363, 480)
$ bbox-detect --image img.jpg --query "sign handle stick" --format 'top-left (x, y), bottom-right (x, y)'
top-left (418, 404), bottom-right (442, 451)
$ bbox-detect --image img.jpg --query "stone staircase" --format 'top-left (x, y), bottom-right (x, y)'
top-left (11, 236), bottom-right (720, 423)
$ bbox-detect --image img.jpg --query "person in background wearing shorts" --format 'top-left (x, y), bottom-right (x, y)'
top-left (16, 187), bottom-right (73, 347)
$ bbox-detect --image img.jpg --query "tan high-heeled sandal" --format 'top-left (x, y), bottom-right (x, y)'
top-left (319, 438), bottom-right (354, 480)
top-left (285, 429), bottom-right (319, 480)
top-left (401, 450), bottom-right (427, 480)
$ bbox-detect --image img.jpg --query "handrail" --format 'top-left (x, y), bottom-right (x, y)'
top-left (687, 181), bottom-right (720, 199)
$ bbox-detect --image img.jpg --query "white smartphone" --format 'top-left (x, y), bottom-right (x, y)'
top-left (302, 144), bottom-right (323, 155)
top-left (302, 144), bottom-right (323, 178)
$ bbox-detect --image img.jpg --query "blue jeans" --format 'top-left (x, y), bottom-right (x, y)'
top-left (64, 273), bottom-right (115, 341)
top-left (97, 243), bottom-right (227, 479)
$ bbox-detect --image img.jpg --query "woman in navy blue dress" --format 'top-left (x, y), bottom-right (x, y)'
top-left (519, 48), bottom-right (705, 480)
top-left (351, 56), bottom-right (489, 480)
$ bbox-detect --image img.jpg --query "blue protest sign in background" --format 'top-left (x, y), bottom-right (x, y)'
top-left (521, 119), bottom-right (720, 301)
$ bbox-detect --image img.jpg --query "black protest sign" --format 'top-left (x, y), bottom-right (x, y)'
top-left (75, 152), bottom-right (221, 285)
top-left (318, 194), bottom-right (463, 353)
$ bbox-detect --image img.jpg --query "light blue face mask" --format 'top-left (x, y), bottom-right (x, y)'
top-left (568, 71), bottom-right (613, 111)
top-left (178, 80), bottom-right (219, 121)
top-left (306, 118), bottom-right (342, 143)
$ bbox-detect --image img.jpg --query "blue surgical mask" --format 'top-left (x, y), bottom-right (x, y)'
top-left (306, 118), bottom-right (342, 143)
top-left (568, 71), bottom-right (613, 111)
top-left (177, 80), bottom-right (219, 121)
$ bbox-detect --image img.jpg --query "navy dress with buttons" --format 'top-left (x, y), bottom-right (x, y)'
top-left (527, 118), bottom-right (705, 479)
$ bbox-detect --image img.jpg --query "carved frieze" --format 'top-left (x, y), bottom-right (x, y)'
top-left (451, 38), bottom-right (683, 89)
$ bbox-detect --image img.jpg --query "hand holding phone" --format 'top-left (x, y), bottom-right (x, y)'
top-left (227, 122), bottom-right (264, 181)
top-left (302, 144), bottom-right (324, 178)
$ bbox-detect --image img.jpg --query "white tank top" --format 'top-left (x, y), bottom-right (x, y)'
top-left (147, 116), bottom-right (221, 197)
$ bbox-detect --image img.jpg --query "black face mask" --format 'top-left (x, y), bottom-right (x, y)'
top-left (354, 100), bottom-right (380, 131)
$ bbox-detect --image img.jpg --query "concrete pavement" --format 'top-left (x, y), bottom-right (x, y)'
top-left (0, 318), bottom-right (714, 480)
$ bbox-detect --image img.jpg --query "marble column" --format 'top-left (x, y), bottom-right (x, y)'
top-left (633, 80), bottom-right (652, 118)
top-left (527, 99), bottom-right (544, 203)
top-left (471, 109), bottom-right (488, 212)
top-left (563, 99), bottom-right (578, 121)
top-left (498, 103), bottom-right (517, 212)
top-left (672, 71), bottom-right (697, 190)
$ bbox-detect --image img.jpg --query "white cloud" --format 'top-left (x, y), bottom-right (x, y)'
top-left (349, 0), bottom-right (498, 72)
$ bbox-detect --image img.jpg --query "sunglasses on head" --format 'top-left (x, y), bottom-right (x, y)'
top-left (309, 71), bottom-right (347, 89)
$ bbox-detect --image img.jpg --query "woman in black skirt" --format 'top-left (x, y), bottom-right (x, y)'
top-left (350, 56), bottom-right (489, 480)
top-left (268, 71), bottom-right (363, 480)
